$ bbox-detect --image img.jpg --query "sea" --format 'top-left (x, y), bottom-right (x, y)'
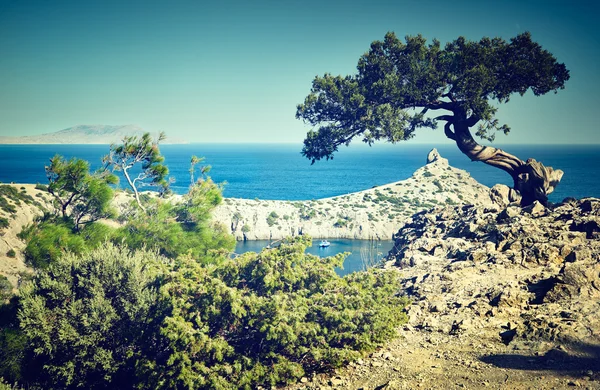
top-left (1, 143), bottom-right (598, 274)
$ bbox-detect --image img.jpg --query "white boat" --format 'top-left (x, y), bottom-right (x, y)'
top-left (319, 240), bottom-right (331, 248)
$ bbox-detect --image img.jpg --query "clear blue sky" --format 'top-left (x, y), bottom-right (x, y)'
top-left (0, 0), bottom-right (598, 144)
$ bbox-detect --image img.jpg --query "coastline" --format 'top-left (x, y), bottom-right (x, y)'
top-left (212, 151), bottom-right (494, 240)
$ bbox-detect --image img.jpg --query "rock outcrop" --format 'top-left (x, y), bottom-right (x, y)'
top-left (213, 150), bottom-right (493, 240)
top-left (388, 195), bottom-right (600, 348)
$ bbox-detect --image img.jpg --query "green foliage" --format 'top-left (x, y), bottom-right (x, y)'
top-left (0, 328), bottom-right (26, 385)
top-left (5, 250), bottom-right (15, 258)
top-left (241, 224), bottom-right (251, 233)
top-left (20, 220), bottom-right (112, 269)
top-left (34, 183), bottom-right (48, 191)
top-left (115, 179), bottom-right (235, 261)
top-left (18, 244), bottom-right (166, 389)
top-left (333, 218), bottom-right (348, 228)
top-left (297, 32), bottom-right (569, 162)
top-left (298, 205), bottom-right (316, 220)
top-left (432, 179), bottom-right (443, 192)
top-left (0, 218), bottom-right (7, 230)
top-left (103, 132), bottom-right (169, 209)
top-left (8, 235), bottom-right (407, 389)
top-left (0, 377), bottom-right (24, 389)
top-left (190, 155), bottom-right (211, 186)
top-left (141, 236), bottom-right (407, 389)
top-left (0, 277), bottom-right (12, 302)
top-left (267, 211), bottom-right (279, 226)
top-left (45, 155), bottom-right (117, 229)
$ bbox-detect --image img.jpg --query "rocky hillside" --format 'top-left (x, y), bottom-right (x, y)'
top-left (389, 194), bottom-right (600, 345)
top-left (0, 184), bottom-right (48, 290)
top-left (286, 191), bottom-right (600, 390)
top-left (213, 149), bottom-right (494, 240)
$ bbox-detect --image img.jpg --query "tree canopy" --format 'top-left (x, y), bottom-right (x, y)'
top-left (297, 32), bottom-right (569, 205)
top-left (103, 132), bottom-right (169, 210)
top-left (45, 155), bottom-right (117, 228)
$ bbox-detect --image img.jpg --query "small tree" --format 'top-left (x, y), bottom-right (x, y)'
top-left (45, 155), bottom-right (117, 229)
top-left (297, 32), bottom-right (570, 206)
top-left (103, 132), bottom-right (169, 211)
top-left (189, 155), bottom-right (211, 186)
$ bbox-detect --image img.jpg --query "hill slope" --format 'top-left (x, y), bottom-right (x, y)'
top-left (0, 124), bottom-right (188, 144)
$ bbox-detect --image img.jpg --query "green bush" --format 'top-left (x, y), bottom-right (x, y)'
top-left (266, 211), bottom-right (279, 227)
top-left (34, 183), bottom-right (48, 191)
top-left (114, 179), bottom-right (234, 262)
top-left (19, 220), bottom-right (110, 269)
top-left (5, 250), bottom-right (15, 258)
top-left (18, 244), bottom-right (166, 389)
top-left (241, 224), bottom-right (251, 233)
top-left (334, 218), bottom-right (348, 228)
top-left (13, 237), bottom-right (407, 389)
top-left (142, 236), bottom-right (408, 389)
top-left (0, 218), bottom-right (8, 230)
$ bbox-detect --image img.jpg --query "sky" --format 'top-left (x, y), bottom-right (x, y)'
top-left (0, 0), bottom-right (598, 145)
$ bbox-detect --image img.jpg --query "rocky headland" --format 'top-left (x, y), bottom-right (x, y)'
top-left (212, 149), bottom-right (493, 241)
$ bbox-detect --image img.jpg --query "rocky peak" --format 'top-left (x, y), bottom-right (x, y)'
top-left (426, 148), bottom-right (449, 165)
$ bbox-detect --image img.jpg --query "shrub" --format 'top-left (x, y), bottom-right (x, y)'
top-left (334, 219), bottom-right (348, 228)
top-left (20, 220), bottom-right (112, 269)
top-left (5, 250), bottom-right (15, 258)
top-left (241, 224), bottom-right (251, 233)
top-left (18, 244), bottom-right (166, 389)
top-left (142, 236), bottom-right (408, 389)
top-left (0, 218), bottom-right (8, 230)
top-left (266, 211), bottom-right (279, 227)
top-left (34, 183), bottom-right (48, 191)
top-left (0, 277), bottom-right (11, 302)
top-left (8, 237), bottom-right (408, 389)
top-left (114, 179), bottom-right (235, 262)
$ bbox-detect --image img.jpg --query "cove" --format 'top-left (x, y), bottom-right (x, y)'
top-left (235, 239), bottom-right (395, 276)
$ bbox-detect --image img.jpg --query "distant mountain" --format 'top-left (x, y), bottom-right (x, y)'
top-left (0, 125), bottom-right (188, 144)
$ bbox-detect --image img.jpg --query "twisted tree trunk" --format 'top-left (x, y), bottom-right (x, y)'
top-left (449, 121), bottom-right (563, 206)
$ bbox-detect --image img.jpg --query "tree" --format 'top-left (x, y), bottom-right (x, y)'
top-left (296, 32), bottom-right (570, 206)
top-left (115, 177), bottom-right (235, 261)
top-left (189, 155), bottom-right (211, 186)
top-left (45, 155), bottom-right (117, 228)
top-left (103, 132), bottom-right (169, 211)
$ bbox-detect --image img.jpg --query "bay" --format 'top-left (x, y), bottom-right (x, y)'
top-left (235, 239), bottom-right (395, 276)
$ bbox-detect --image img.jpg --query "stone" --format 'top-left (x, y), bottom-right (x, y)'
top-left (426, 148), bottom-right (442, 164)
top-left (523, 200), bottom-right (546, 217)
top-left (490, 184), bottom-right (522, 208)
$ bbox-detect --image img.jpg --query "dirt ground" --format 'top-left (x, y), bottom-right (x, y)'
top-left (285, 327), bottom-right (600, 390)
